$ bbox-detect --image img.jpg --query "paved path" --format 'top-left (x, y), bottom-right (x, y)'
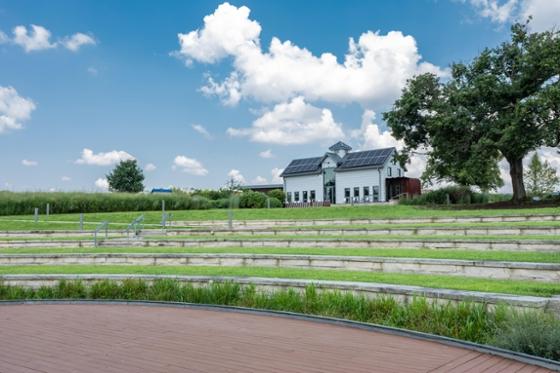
top-left (0, 303), bottom-right (554, 372)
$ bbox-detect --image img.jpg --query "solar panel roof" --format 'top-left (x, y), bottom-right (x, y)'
top-left (336, 147), bottom-right (395, 171)
top-left (280, 156), bottom-right (324, 177)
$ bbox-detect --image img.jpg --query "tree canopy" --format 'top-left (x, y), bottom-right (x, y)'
top-left (106, 160), bottom-right (145, 193)
top-left (524, 153), bottom-right (559, 197)
top-left (384, 22), bottom-right (560, 203)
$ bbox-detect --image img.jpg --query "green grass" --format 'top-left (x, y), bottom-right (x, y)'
top-left (0, 204), bottom-right (558, 228)
top-left (2, 246), bottom-right (558, 263)
top-left (144, 234), bottom-right (560, 241)
top-left (1, 265), bottom-right (559, 296)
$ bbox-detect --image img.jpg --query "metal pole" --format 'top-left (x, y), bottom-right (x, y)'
top-left (34, 208), bottom-right (38, 224)
top-left (162, 199), bottom-right (166, 213)
top-left (46, 203), bottom-right (50, 219)
top-left (79, 213), bottom-right (84, 232)
top-left (267, 197), bottom-right (270, 209)
top-left (228, 196), bottom-right (233, 230)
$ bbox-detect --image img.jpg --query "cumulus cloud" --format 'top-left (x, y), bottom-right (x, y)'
top-left (351, 109), bottom-right (427, 178)
top-left (0, 86), bottom-right (36, 134)
top-left (227, 169), bottom-right (246, 184)
top-left (12, 25), bottom-right (56, 52)
top-left (61, 176), bottom-right (71, 182)
top-left (520, 0), bottom-right (560, 32)
top-left (75, 148), bottom-right (135, 166)
top-left (61, 32), bottom-right (96, 51)
top-left (94, 178), bottom-right (109, 191)
top-left (252, 175), bottom-right (267, 184)
top-left (228, 97), bottom-right (345, 145)
top-left (21, 159), bottom-right (38, 167)
top-left (259, 149), bottom-right (274, 158)
top-left (173, 155), bottom-right (208, 175)
top-left (464, 0), bottom-right (560, 31)
top-left (271, 167), bottom-right (284, 183)
top-left (191, 124), bottom-right (213, 139)
top-left (7, 24), bottom-right (96, 52)
top-left (465, 0), bottom-right (518, 23)
top-left (174, 2), bottom-right (448, 108)
top-left (144, 163), bottom-right (157, 172)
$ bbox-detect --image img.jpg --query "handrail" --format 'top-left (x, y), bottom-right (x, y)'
top-left (126, 215), bottom-right (144, 239)
top-left (93, 221), bottom-right (109, 247)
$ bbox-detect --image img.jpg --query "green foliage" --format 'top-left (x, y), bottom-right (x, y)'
top-left (524, 153), bottom-right (559, 197)
top-left (0, 280), bottom-right (506, 344)
top-left (401, 186), bottom-right (489, 205)
top-left (267, 189), bottom-right (285, 202)
top-left (106, 160), bottom-right (145, 193)
top-left (191, 189), bottom-right (233, 200)
top-left (492, 311), bottom-right (560, 361)
top-left (239, 191), bottom-right (267, 208)
top-left (384, 22), bottom-right (560, 203)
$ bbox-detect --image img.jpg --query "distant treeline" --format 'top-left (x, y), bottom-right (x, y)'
top-left (0, 189), bottom-right (284, 216)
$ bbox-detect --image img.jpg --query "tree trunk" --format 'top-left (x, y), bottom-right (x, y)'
top-left (507, 157), bottom-right (527, 204)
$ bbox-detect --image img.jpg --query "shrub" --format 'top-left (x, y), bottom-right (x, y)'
top-left (267, 189), bottom-right (285, 202)
top-left (400, 186), bottom-right (489, 205)
top-left (239, 191), bottom-right (268, 208)
top-left (492, 311), bottom-right (560, 361)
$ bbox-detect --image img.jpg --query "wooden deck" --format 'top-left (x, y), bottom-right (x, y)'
top-left (0, 303), bottom-right (554, 372)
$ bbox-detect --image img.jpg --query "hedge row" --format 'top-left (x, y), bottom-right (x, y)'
top-left (0, 191), bottom-right (282, 216)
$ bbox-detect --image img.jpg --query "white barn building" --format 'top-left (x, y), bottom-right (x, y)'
top-left (281, 141), bottom-right (418, 205)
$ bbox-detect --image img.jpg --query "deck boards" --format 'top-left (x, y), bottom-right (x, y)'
top-left (0, 304), bottom-right (553, 373)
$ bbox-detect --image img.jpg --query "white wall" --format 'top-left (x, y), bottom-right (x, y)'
top-left (335, 168), bottom-right (384, 204)
top-left (284, 174), bottom-right (323, 202)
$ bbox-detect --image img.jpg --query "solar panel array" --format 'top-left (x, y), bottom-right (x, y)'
top-left (337, 148), bottom-right (394, 170)
top-left (281, 156), bottom-right (324, 176)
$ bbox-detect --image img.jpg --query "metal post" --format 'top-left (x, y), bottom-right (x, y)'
top-left (267, 197), bottom-right (270, 209)
top-left (34, 208), bottom-right (38, 223)
top-left (162, 199), bottom-right (166, 213)
top-left (79, 213), bottom-right (84, 232)
top-left (161, 213), bottom-right (167, 232)
top-left (105, 224), bottom-right (108, 239)
top-left (46, 203), bottom-right (50, 219)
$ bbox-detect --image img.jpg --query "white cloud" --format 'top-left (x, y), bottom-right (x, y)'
top-left (271, 167), bottom-right (284, 183)
top-left (259, 149), bottom-right (274, 158)
top-left (464, 0), bottom-right (560, 31)
top-left (61, 176), bottom-right (71, 182)
top-left (75, 148), bottom-right (135, 166)
top-left (0, 86), bottom-right (36, 134)
top-left (61, 32), bottom-right (96, 51)
top-left (252, 176), bottom-right (268, 184)
top-left (352, 109), bottom-right (427, 178)
top-left (191, 124), bottom-right (213, 139)
top-left (173, 155), bottom-right (208, 175)
top-left (94, 177), bottom-right (109, 191)
top-left (520, 0), bottom-right (560, 32)
top-left (144, 163), bottom-right (157, 172)
top-left (227, 169), bottom-right (246, 184)
top-left (466, 0), bottom-right (518, 23)
top-left (87, 67), bottom-right (98, 76)
top-left (175, 2), bottom-right (448, 108)
top-left (12, 24), bottom-right (56, 52)
top-left (21, 159), bottom-right (38, 167)
top-left (228, 96), bottom-right (345, 145)
top-left (0, 30), bottom-right (8, 44)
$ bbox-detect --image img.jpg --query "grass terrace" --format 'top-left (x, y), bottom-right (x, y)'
top-left (1, 265), bottom-right (560, 296)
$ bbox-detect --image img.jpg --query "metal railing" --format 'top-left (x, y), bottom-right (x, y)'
top-left (126, 215), bottom-right (144, 239)
top-left (93, 221), bottom-right (109, 247)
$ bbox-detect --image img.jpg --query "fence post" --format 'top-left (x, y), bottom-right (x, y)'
top-left (79, 213), bottom-right (84, 232)
top-left (34, 208), bottom-right (38, 224)
top-left (267, 197), bottom-right (270, 209)
top-left (46, 203), bottom-right (50, 219)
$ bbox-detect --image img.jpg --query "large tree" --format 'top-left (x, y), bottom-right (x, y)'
top-left (524, 153), bottom-right (559, 197)
top-left (106, 160), bottom-right (145, 193)
top-left (384, 22), bottom-right (560, 203)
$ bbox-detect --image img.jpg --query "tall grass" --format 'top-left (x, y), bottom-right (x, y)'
top-left (0, 279), bottom-right (506, 344)
top-left (3, 280), bottom-right (558, 360)
top-left (0, 191), bottom-right (216, 215)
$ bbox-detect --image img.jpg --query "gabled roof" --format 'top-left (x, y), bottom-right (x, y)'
top-left (328, 141), bottom-right (352, 152)
top-left (336, 147), bottom-right (396, 171)
top-left (280, 156), bottom-right (325, 177)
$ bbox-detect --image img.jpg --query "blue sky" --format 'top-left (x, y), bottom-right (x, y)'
top-left (0, 0), bottom-right (558, 191)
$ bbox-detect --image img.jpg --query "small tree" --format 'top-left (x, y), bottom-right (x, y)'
top-left (524, 153), bottom-right (559, 197)
top-left (106, 160), bottom-right (145, 193)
